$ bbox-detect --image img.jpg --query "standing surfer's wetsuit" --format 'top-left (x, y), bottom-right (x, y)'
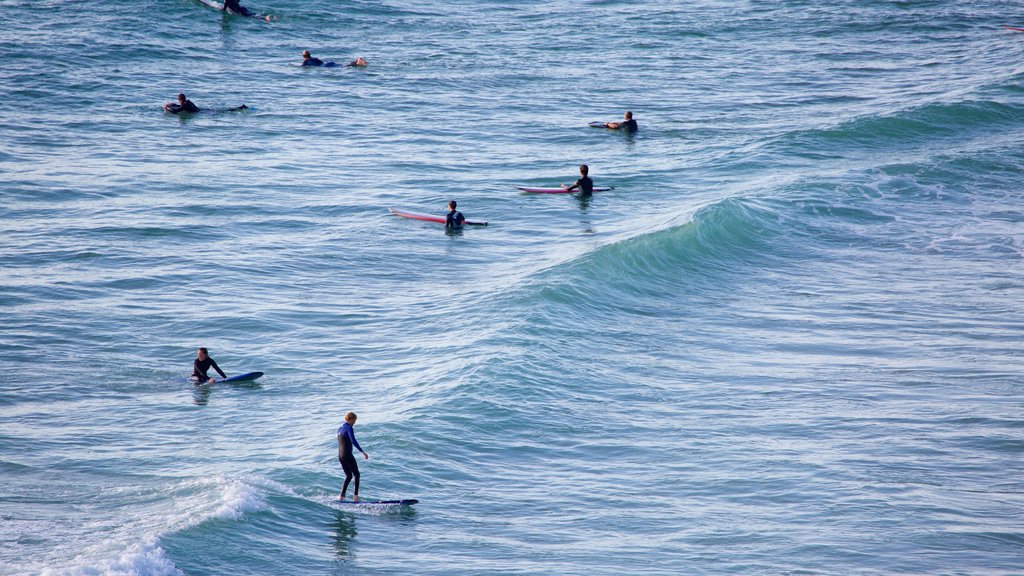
top-left (567, 175), bottom-right (594, 195)
top-left (192, 356), bottom-right (226, 381)
top-left (445, 209), bottom-right (465, 229)
top-left (338, 422), bottom-right (364, 497)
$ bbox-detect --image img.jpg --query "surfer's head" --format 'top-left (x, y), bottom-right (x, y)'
top-left (448, 200), bottom-right (457, 210)
top-left (345, 412), bottom-right (357, 424)
top-left (302, 50), bottom-right (311, 59)
top-left (624, 111), bottom-right (633, 120)
top-left (197, 347), bottom-right (208, 360)
top-left (579, 164), bottom-right (589, 176)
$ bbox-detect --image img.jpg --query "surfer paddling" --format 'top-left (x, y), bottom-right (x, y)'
top-left (445, 200), bottom-right (465, 229)
top-left (192, 347), bottom-right (227, 384)
top-left (564, 164), bottom-right (594, 196)
top-left (164, 93), bottom-right (200, 114)
top-left (603, 111), bottom-right (638, 131)
top-left (338, 412), bottom-right (369, 502)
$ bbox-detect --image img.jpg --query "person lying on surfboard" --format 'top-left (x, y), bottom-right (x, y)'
top-left (338, 412), bottom-right (369, 501)
top-left (164, 93), bottom-right (200, 114)
top-left (192, 347), bottom-right (227, 384)
top-left (300, 50), bottom-right (339, 67)
top-left (446, 200), bottom-right (465, 229)
top-left (603, 111), bottom-right (638, 131)
top-left (564, 164), bottom-right (594, 196)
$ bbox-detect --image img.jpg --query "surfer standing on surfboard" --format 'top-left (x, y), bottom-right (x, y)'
top-left (445, 201), bottom-right (465, 229)
top-left (604, 111), bottom-right (638, 131)
top-left (564, 164), bottom-right (594, 196)
top-left (192, 347), bottom-right (227, 384)
top-left (338, 412), bottom-right (369, 501)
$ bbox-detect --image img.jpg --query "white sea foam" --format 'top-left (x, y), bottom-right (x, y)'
top-left (28, 474), bottom-right (281, 576)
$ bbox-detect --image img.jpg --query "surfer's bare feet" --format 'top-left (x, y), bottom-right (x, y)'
top-left (339, 493), bottom-right (346, 500)
top-left (352, 495), bottom-right (360, 502)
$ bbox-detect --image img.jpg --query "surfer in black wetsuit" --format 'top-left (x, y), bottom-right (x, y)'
top-left (164, 93), bottom-right (200, 114)
top-left (223, 0), bottom-right (253, 17)
top-left (445, 200), bottom-right (465, 229)
top-left (565, 164), bottom-right (594, 195)
top-left (338, 412), bottom-right (369, 501)
top-left (301, 50), bottom-right (325, 66)
top-left (192, 347), bottom-right (227, 384)
top-left (605, 111), bottom-right (638, 132)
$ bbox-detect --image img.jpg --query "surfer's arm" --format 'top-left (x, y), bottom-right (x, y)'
top-left (565, 179), bottom-right (580, 192)
top-left (210, 359), bottom-right (226, 379)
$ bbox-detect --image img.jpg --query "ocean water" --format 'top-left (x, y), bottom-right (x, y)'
top-left (2, 0), bottom-right (1023, 574)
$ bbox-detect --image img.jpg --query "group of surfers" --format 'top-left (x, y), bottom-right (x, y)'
top-left (191, 347), bottom-right (368, 501)
top-left (163, 50), bottom-right (366, 114)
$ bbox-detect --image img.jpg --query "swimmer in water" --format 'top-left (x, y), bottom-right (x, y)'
top-left (346, 57), bottom-right (368, 67)
top-left (445, 200), bottom-right (465, 229)
top-left (191, 347), bottom-right (227, 384)
top-left (564, 164), bottom-right (594, 196)
top-left (337, 412), bottom-right (369, 501)
top-left (604, 111), bottom-right (638, 131)
top-left (164, 93), bottom-right (200, 114)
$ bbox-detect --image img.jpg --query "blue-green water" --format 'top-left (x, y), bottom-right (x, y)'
top-left (2, 1), bottom-right (1024, 574)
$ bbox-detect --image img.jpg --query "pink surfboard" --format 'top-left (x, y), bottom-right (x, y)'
top-left (389, 208), bottom-right (488, 226)
top-left (516, 186), bottom-right (614, 194)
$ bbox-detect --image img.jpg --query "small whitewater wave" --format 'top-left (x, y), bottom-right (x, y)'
top-left (32, 474), bottom-right (288, 576)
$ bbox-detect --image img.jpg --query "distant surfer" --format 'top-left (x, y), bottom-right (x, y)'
top-left (346, 57), bottom-right (368, 67)
top-left (164, 94), bottom-right (248, 114)
top-left (201, 0), bottom-right (271, 22)
top-left (445, 200), bottom-right (465, 229)
top-left (192, 347), bottom-right (227, 384)
top-left (301, 50), bottom-right (336, 67)
top-left (164, 93), bottom-right (200, 114)
top-left (338, 412), bottom-right (369, 501)
top-left (603, 111), bottom-right (638, 131)
top-left (223, 0), bottom-right (271, 21)
top-left (564, 164), bottom-right (594, 196)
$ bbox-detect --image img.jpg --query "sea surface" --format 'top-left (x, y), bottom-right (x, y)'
top-left (2, 1), bottom-right (1023, 574)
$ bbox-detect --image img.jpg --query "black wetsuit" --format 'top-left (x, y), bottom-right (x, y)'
top-left (192, 357), bottom-right (226, 381)
top-left (446, 210), bottom-right (465, 228)
top-left (338, 422), bottom-right (363, 496)
top-left (166, 99), bottom-right (199, 114)
top-left (620, 118), bottom-right (638, 131)
top-left (302, 57), bottom-right (324, 66)
top-left (223, 0), bottom-right (253, 17)
top-left (568, 176), bottom-right (594, 195)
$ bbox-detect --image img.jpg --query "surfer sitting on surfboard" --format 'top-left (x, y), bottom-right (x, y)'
top-left (338, 412), bottom-right (369, 501)
top-left (604, 111), bottom-right (638, 131)
top-left (564, 164), bottom-right (594, 196)
top-left (192, 347), bottom-right (227, 384)
top-left (164, 93), bottom-right (200, 114)
top-left (445, 200), bottom-right (465, 229)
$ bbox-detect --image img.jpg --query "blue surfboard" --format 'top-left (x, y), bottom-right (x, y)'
top-left (216, 371), bottom-right (264, 383)
top-left (337, 499), bottom-right (418, 506)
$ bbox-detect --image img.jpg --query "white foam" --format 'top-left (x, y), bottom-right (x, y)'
top-left (30, 474), bottom-right (284, 576)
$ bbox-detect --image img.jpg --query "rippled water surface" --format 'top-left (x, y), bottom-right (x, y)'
top-left (2, 1), bottom-right (1023, 574)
